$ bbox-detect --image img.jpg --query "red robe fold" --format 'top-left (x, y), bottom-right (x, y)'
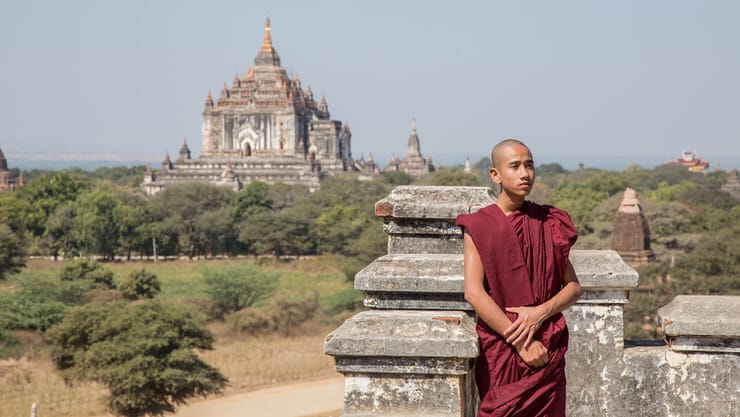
top-left (456, 201), bottom-right (577, 417)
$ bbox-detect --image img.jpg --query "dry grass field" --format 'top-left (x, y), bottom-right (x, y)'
top-left (0, 258), bottom-right (354, 417)
top-left (0, 332), bottom-right (336, 417)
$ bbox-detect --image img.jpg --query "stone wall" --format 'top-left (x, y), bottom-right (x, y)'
top-left (325, 186), bottom-right (739, 417)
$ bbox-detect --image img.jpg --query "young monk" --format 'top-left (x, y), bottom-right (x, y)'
top-left (456, 139), bottom-right (582, 417)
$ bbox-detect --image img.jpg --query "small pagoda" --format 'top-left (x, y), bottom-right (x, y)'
top-left (610, 188), bottom-right (656, 266)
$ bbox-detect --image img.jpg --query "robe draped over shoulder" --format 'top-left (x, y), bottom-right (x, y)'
top-left (456, 201), bottom-right (577, 417)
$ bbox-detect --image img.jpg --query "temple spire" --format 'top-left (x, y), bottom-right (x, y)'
top-left (261, 17), bottom-right (274, 53)
top-left (254, 17), bottom-right (281, 66)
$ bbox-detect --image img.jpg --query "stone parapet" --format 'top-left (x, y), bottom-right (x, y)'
top-left (657, 295), bottom-right (740, 353)
top-left (355, 250), bottom-right (638, 310)
top-left (326, 186), bottom-right (738, 417)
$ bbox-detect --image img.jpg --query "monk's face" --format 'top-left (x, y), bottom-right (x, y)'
top-left (489, 143), bottom-right (535, 198)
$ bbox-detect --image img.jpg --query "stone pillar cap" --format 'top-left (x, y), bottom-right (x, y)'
top-left (375, 185), bottom-right (493, 219)
top-left (324, 310), bottom-right (478, 359)
top-left (658, 295), bottom-right (740, 338)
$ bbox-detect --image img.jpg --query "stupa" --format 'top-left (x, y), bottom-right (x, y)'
top-left (610, 188), bottom-right (656, 266)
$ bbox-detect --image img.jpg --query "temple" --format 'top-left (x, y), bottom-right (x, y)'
top-left (0, 148), bottom-right (22, 193)
top-left (721, 169), bottom-right (740, 201)
top-left (610, 188), bottom-right (655, 266)
top-left (672, 150), bottom-right (709, 173)
top-left (386, 119), bottom-right (435, 176)
top-left (142, 18), bottom-right (367, 195)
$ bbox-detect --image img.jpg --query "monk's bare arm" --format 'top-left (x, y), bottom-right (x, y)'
top-left (504, 260), bottom-right (582, 347)
top-left (463, 232), bottom-right (550, 367)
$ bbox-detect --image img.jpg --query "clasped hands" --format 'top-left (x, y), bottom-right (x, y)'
top-left (504, 304), bottom-right (549, 368)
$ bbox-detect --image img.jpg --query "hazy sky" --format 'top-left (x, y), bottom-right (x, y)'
top-left (1, 1), bottom-right (739, 169)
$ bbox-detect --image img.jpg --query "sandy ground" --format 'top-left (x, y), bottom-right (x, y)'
top-left (174, 375), bottom-right (344, 417)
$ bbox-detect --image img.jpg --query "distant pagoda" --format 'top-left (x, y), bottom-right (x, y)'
top-left (672, 150), bottom-right (709, 173)
top-left (0, 148), bottom-right (21, 192)
top-left (721, 169), bottom-right (740, 201)
top-left (386, 119), bottom-right (435, 176)
top-left (611, 188), bottom-right (656, 266)
top-left (142, 18), bottom-right (371, 195)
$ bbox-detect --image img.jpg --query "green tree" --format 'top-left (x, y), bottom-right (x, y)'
top-left (193, 207), bottom-right (237, 257)
top-left (116, 192), bottom-right (150, 260)
top-left (203, 265), bottom-right (277, 317)
top-left (0, 224), bottom-right (25, 280)
top-left (420, 167), bottom-right (483, 186)
top-left (148, 184), bottom-right (235, 258)
top-left (16, 172), bottom-right (89, 238)
top-left (268, 182), bottom-right (310, 211)
top-left (119, 269), bottom-right (161, 300)
top-left (315, 205), bottom-right (371, 255)
top-left (45, 202), bottom-right (78, 259)
top-left (234, 181), bottom-right (273, 219)
top-left (47, 301), bottom-right (227, 417)
top-left (380, 171), bottom-right (414, 186)
top-left (0, 274), bottom-right (85, 331)
top-left (60, 259), bottom-right (116, 290)
top-left (238, 211), bottom-right (315, 258)
top-left (71, 182), bottom-right (125, 259)
top-left (547, 181), bottom-right (603, 234)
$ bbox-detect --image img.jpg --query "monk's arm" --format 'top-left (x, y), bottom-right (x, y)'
top-left (463, 232), bottom-right (549, 367)
top-left (504, 260), bottom-right (582, 347)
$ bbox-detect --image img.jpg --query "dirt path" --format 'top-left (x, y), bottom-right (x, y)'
top-left (174, 375), bottom-right (344, 417)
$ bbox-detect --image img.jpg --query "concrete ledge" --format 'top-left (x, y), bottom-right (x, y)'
top-left (375, 186), bottom-right (492, 219)
top-left (571, 250), bottom-right (639, 290)
top-left (355, 254), bottom-right (463, 293)
top-left (355, 251), bottom-right (638, 310)
top-left (657, 295), bottom-right (740, 353)
top-left (324, 310), bottom-right (478, 359)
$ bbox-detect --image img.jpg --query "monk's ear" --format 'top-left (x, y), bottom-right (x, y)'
top-left (489, 167), bottom-right (501, 184)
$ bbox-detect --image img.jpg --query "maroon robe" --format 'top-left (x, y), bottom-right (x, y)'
top-left (456, 201), bottom-right (577, 417)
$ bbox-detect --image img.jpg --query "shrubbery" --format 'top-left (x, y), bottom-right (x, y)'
top-left (227, 291), bottom-right (320, 336)
top-left (118, 269), bottom-right (161, 299)
top-left (203, 265), bottom-right (277, 318)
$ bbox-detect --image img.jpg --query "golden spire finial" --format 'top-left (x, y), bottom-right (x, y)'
top-left (261, 17), bottom-right (273, 52)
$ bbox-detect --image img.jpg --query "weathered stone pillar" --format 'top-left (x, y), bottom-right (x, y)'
top-left (562, 250), bottom-right (639, 416)
top-left (325, 186), bottom-right (490, 417)
top-left (325, 186), bottom-right (640, 416)
top-left (615, 295), bottom-right (740, 417)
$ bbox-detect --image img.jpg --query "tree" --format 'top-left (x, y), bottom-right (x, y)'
top-left (315, 205), bottom-right (371, 255)
top-left (203, 265), bottom-right (277, 317)
top-left (0, 224), bottom-right (26, 280)
top-left (119, 269), bottom-right (161, 300)
top-left (193, 207), bottom-right (237, 257)
top-left (70, 182), bottom-right (126, 259)
top-left (421, 167), bottom-right (484, 186)
top-left (148, 184), bottom-right (235, 258)
top-left (45, 202), bottom-right (78, 259)
top-left (60, 259), bottom-right (116, 290)
top-left (234, 181), bottom-right (273, 219)
top-left (16, 172), bottom-right (89, 238)
top-left (238, 211), bottom-right (315, 258)
top-left (115, 192), bottom-right (151, 260)
top-left (47, 301), bottom-right (227, 417)
top-left (380, 171), bottom-right (414, 186)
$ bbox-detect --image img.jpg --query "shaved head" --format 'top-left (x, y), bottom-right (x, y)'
top-left (491, 139), bottom-right (531, 168)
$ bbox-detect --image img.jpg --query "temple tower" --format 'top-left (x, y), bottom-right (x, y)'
top-left (0, 148), bottom-right (17, 192)
top-left (142, 18), bottom-right (354, 195)
top-left (610, 188), bottom-right (655, 266)
top-left (721, 169), bottom-right (740, 201)
top-left (393, 119), bottom-right (435, 176)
